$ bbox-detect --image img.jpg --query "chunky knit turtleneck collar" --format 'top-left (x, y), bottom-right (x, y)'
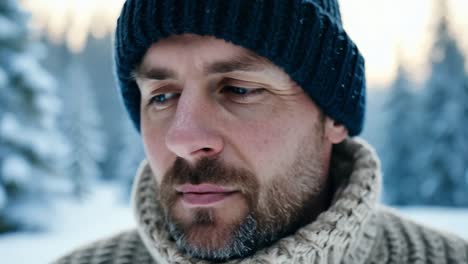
top-left (131, 138), bottom-right (382, 264)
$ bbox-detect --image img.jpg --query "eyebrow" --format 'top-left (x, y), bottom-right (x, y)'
top-left (204, 57), bottom-right (265, 75)
top-left (134, 53), bottom-right (267, 81)
top-left (134, 67), bottom-right (177, 81)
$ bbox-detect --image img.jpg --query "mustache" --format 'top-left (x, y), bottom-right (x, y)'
top-left (163, 157), bottom-right (257, 189)
top-left (159, 157), bottom-right (259, 208)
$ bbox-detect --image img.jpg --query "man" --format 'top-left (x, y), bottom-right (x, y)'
top-left (55, 0), bottom-right (468, 263)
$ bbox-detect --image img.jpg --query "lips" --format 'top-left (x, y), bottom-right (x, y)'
top-left (176, 184), bottom-right (237, 206)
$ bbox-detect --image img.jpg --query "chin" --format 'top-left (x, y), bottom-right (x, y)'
top-left (185, 219), bottom-right (237, 251)
top-left (168, 202), bottom-right (256, 260)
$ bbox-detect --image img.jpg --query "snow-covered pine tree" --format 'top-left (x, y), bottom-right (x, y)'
top-left (418, 0), bottom-right (468, 206)
top-left (383, 62), bottom-right (421, 205)
top-left (0, 0), bottom-right (70, 232)
top-left (113, 116), bottom-right (145, 201)
top-left (459, 76), bottom-right (468, 200)
top-left (59, 59), bottom-right (107, 198)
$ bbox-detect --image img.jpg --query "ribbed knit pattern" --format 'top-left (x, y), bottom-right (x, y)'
top-left (53, 230), bottom-right (156, 264)
top-left (53, 138), bottom-right (468, 264)
top-left (114, 0), bottom-right (366, 136)
top-left (366, 209), bottom-right (468, 264)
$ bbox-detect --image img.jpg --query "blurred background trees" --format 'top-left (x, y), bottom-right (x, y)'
top-left (0, 0), bottom-right (142, 233)
top-left (418, 1), bottom-right (468, 205)
top-left (0, 0), bottom-right (70, 232)
top-left (59, 59), bottom-right (107, 198)
top-left (381, 62), bottom-right (420, 204)
top-left (376, 0), bottom-right (468, 206)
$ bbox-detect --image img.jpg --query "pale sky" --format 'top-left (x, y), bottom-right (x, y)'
top-left (19, 0), bottom-right (468, 87)
top-left (341, 0), bottom-right (468, 87)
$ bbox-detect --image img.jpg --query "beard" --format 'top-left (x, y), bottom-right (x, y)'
top-left (157, 125), bottom-right (328, 261)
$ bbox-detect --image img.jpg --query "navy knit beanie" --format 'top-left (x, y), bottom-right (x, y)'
top-left (114, 0), bottom-right (366, 136)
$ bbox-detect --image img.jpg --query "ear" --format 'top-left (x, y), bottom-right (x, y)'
top-left (324, 117), bottom-right (348, 144)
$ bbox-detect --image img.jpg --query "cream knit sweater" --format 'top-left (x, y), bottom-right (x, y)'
top-left (54, 138), bottom-right (468, 264)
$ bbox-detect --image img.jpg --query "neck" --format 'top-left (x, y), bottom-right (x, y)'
top-left (299, 174), bottom-right (334, 227)
top-left (301, 140), bottom-right (335, 225)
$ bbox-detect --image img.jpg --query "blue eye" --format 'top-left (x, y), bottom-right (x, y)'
top-left (227, 86), bottom-right (249, 95)
top-left (149, 93), bottom-right (179, 106)
top-left (222, 85), bottom-right (265, 103)
top-left (153, 94), bottom-right (169, 103)
top-left (223, 86), bottom-right (264, 96)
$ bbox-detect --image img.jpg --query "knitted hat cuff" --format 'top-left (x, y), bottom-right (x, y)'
top-left (115, 0), bottom-right (366, 136)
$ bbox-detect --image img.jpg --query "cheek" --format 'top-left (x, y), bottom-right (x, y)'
top-left (226, 99), bottom-right (321, 184)
top-left (228, 99), bottom-right (311, 160)
top-left (229, 118), bottom-right (299, 180)
top-left (242, 121), bottom-right (289, 152)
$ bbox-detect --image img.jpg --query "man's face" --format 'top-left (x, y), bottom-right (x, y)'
top-left (136, 34), bottom-right (336, 260)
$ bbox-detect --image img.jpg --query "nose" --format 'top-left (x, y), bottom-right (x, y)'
top-left (165, 92), bottom-right (224, 164)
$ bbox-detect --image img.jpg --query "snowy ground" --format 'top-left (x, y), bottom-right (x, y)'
top-left (1, 183), bottom-right (467, 264)
top-left (0, 183), bottom-right (134, 264)
top-left (398, 207), bottom-right (468, 239)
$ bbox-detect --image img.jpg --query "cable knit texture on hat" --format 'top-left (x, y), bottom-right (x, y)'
top-left (53, 138), bottom-right (468, 264)
top-left (114, 0), bottom-right (366, 136)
